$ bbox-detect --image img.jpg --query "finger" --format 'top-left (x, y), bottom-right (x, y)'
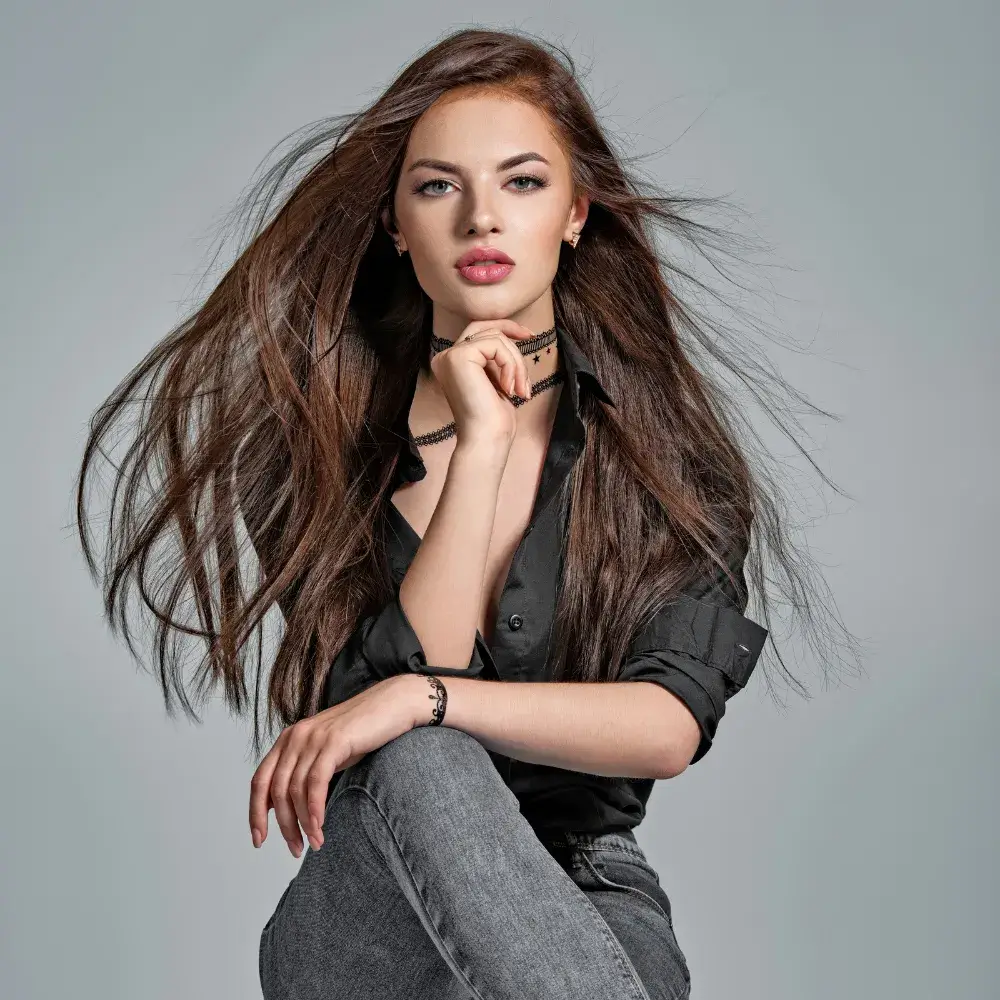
top-left (249, 733), bottom-right (288, 845)
top-left (455, 328), bottom-right (526, 399)
top-left (289, 738), bottom-right (326, 851)
top-left (269, 739), bottom-right (308, 856)
top-left (507, 332), bottom-right (532, 400)
top-left (272, 769), bottom-right (305, 857)
top-left (485, 333), bottom-right (527, 400)
top-left (500, 335), bottom-right (525, 399)
top-left (483, 357), bottom-right (505, 396)
top-left (249, 778), bottom-right (274, 848)
top-left (304, 745), bottom-right (368, 853)
top-left (304, 743), bottom-right (347, 848)
top-left (469, 326), bottom-right (533, 400)
top-left (490, 343), bottom-right (520, 399)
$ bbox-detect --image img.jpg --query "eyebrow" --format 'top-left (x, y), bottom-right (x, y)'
top-left (406, 151), bottom-right (551, 174)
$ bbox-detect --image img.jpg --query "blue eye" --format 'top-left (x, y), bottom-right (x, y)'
top-left (508, 174), bottom-right (547, 192)
top-left (414, 174), bottom-right (549, 196)
top-left (418, 179), bottom-right (452, 196)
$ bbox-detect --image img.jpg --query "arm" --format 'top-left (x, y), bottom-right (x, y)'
top-left (615, 544), bottom-right (768, 770)
top-left (320, 441), bottom-right (508, 712)
top-left (398, 673), bottom-right (698, 780)
top-left (397, 442), bottom-right (508, 669)
top-left (248, 325), bottom-right (525, 710)
top-left (400, 546), bottom-right (768, 780)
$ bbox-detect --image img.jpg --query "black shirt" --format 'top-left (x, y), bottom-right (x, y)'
top-left (320, 324), bottom-right (768, 839)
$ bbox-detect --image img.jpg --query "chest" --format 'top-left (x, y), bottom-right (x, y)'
top-left (390, 432), bottom-right (551, 646)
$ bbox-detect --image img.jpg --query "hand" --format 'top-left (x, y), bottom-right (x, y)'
top-left (430, 319), bottom-right (538, 450)
top-left (248, 675), bottom-right (423, 856)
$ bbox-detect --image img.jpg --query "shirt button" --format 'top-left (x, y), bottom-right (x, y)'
top-left (508, 614), bottom-right (523, 631)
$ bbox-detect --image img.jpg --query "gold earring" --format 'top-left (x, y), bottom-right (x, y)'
top-left (568, 231), bottom-right (581, 248)
top-left (393, 239), bottom-right (405, 256)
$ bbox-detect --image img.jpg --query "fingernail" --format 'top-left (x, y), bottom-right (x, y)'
top-left (251, 828), bottom-right (261, 848)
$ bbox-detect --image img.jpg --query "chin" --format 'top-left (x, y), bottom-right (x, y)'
top-left (450, 294), bottom-right (529, 322)
top-left (454, 285), bottom-right (549, 320)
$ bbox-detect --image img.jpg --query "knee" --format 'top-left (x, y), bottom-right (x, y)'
top-left (385, 720), bottom-right (482, 764)
top-left (340, 725), bottom-right (514, 821)
top-left (358, 724), bottom-right (493, 788)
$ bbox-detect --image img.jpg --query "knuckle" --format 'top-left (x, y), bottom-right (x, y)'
top-left (289, 721), bottom-right (312, 744)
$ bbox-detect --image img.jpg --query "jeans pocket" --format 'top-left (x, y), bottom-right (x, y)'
top-left (579, 851), bottom-right (672, 925)
top-left (579, 852), bottom-right (692, 995)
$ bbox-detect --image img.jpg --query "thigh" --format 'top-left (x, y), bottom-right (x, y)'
top-left (343, 726), bottom-right (668, 999)
top-left (549, 836), bottom-right (692, 1000)
top-left (259, 784), bottom-right (463, 1000)
top-left (265, 727), bottom-right (667, 1000)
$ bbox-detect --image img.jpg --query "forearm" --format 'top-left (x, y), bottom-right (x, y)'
top-left (401, 674), bottom-right (694, 780)
top-left (398, 443), bottom-right (506, 670)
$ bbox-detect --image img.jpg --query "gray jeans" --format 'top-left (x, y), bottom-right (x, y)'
top-left (258, 725), bottom-right (692, 999)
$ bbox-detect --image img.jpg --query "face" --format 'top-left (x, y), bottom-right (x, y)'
top-left (387, 91), bottom-right (588, 338)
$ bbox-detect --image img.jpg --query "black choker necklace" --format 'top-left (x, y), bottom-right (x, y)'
top-left (413, 325), bottom-right (564, 446)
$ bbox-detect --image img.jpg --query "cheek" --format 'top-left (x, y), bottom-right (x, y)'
top-left (405, 224), bottom-right (454, 287)
top-left (514, 227), bottom-right (565, 282)
top-left (513, 209), bottom-right (569, 259)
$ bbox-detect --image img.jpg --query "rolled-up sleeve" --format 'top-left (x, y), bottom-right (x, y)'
top-left (321, 587), bottom-right (496, 711)
top-left (618, 550), bottom-right (769, 765)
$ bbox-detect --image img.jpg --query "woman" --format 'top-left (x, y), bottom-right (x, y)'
top-left (75, 26), bottom-right (860, 1000)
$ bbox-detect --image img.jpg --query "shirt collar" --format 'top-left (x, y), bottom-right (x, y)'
top-left (391, 324), bottom-right (616, 487)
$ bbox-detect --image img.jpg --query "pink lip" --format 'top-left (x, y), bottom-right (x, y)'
top-left (455, 246), bottom-right (515, 284)
top-left (458, 261), bottom-right (514, 284)
top-left (455, 246), bottom-right (515, 268)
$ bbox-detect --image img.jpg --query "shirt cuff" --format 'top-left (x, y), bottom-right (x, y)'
top-left (620, 594), bottom-right (769, 764)
top-left (361, 589), bottom-right (494, 679)
top-left (321, 590), bottom-right (496, 713)
top-left (619, 654), bottom-right (722, 764)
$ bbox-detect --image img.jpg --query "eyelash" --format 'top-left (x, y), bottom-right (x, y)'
top-left (413, 173), bottom-right (549, 197)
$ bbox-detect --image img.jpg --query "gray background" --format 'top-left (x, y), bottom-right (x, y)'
top-left (2, 2), bottom-right (996, 997)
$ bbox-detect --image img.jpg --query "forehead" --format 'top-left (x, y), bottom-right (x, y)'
top-left (404, 93), bottom-right (565, 165)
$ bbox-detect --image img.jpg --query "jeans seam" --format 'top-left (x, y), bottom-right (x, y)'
top-left (337, 784), bottom-right (488, 1000)
top-left (547, 838), bottom-right (648, 863)
top-left (578, 853), bottom-right (691, 999)
top-left (571, 890), bottom-right (655, 1000)
top-left (571, 842), bottom-right (661, 878)
top-left (341, 784), bottom-right (653, 1000)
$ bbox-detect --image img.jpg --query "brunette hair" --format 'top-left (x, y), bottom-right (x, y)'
top-left (74, 26), bottom-right (863, 756)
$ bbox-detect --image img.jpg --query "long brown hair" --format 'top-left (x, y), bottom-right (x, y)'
top-left (74, 27), bottom-right (863, 757)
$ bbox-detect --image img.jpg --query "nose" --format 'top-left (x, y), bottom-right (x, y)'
top-left (459, 178), bottom-right (503, 237)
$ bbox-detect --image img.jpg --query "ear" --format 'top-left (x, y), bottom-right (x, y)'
top-left (564, 193), bottom-right (590, 242)
top-left (381, 207), bottom-right (405, 251)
